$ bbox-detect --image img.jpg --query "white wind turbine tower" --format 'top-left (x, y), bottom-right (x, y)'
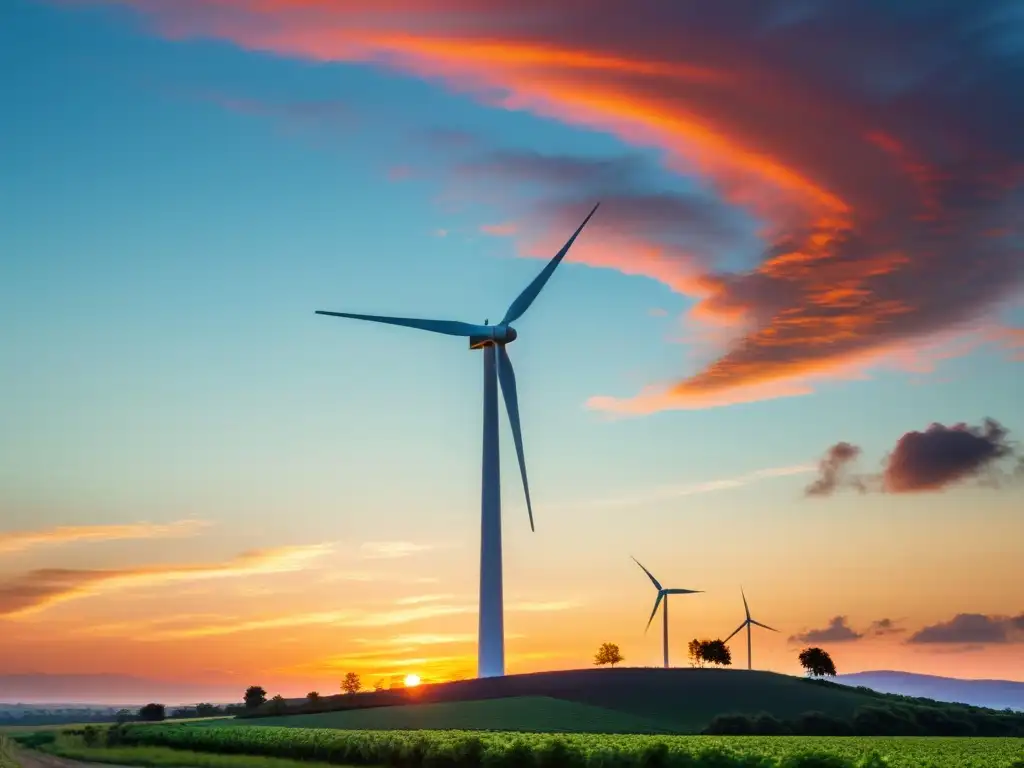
top-left (317, 204), bottom-right (600, 679)
top-left (632, 557), bottom-right (702, 668)
top-left (724, 587), bottom-right (778, 670)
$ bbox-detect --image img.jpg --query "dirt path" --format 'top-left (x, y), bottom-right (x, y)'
top-left (12, 749), bottom-right (141, 768)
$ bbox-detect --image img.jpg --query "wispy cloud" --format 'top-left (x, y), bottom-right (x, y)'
top-left (479, 222), bottom-right (517, 236)
top-left (0, 519), bottom-right (210, 555)
top-left (0, 543), bottom-right (333, 618)
top-left (359, 541), bottom-right (433, 559)
top-left (553, 463), bottom-right (814, 510)
top-left (394, 593), bottom-right (456, 605)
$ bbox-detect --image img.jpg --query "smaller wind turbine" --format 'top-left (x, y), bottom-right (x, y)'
top-left (632, 557), bottom-right (702, 669)
top-left (724, 587), bottom-right (778, 670)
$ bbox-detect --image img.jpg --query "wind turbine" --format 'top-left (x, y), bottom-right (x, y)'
top-left (724, 587), bottom-right (778, 670)
top-left (632, 557), bottom-right (702, 669)
top-left (316, 203), bottom-right (600, 679)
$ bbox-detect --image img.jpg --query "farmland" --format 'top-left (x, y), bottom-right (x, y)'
top-left (103, 724), bottom-right (1024, 768)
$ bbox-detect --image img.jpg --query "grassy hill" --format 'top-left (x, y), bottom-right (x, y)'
top-left (254, 668), bottom-right (892, 733)
top-left (211, 696), bottom-right (673, 734)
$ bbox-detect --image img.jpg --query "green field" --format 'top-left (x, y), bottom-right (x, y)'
top-left (204, 697), bottom-right (673, 734)
top-left (271, 669), bottom-right (906, 733)
top-left (113, 724), bottom-right (1024, 767)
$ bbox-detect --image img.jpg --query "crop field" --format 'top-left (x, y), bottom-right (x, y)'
top-left (207, 697), bottom-right (675, 734)
top-left (119, 724), bottom-right (1024, 767)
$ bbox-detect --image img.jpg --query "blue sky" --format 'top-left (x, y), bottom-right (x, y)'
top-left (1, 0), bottom-right (1022, 688)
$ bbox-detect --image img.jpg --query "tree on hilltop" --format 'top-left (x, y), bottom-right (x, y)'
top-left (306, 691), bottom-right (320, 704)
top-left (244, 686), bottom-right (267, 709)
top-left (702, 639), bottom-right (732, 667)
top-left (688, 638), bottom-right (707, 667)
top-left (342, 672), bottom-right (362, 694)
top-left (798, 647), bottom-right (837, 678)
top-left (594, 642), bottom-right (625, 667)
top-left (137, 703), bottom-right (165, 722)
top-left (688, 638), bottom-right (732, 668)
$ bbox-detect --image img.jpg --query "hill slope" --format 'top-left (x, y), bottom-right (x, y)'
top-left (275, 668), bottom-right (890, 733)
top-left (835, 671), bottom-right (1024, 711)
top-left (217, 696), bottom-right (673, 734)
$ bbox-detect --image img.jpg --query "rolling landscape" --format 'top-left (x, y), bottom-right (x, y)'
top-left (3, 0), bottom-right (1024, 766)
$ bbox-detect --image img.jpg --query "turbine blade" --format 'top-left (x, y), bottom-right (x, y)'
top-left (724, 620), bottom-right (747, 643)
top-left (496, 345), bottom-right (534, 532)
top-left (500, 203), bottom-right (600, 325)
top-left (741, 586), bottom-right (751, 621)
top-left (316, 311), bottom-right (482, 337)
top-left (663, 588), bottom-right (702, 594)
top-left (631, 556), bottom-right (663, 591)
top-left (645, 591), bottom-right (664, 633)
top-left (751, 619), bottom-right (778, 632)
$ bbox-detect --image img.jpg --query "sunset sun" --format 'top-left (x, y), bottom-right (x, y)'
top-left (404, 674), bottom-right (421, 687)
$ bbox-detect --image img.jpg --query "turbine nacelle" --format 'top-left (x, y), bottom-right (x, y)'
top-left (469, 324), bottom-right (517, 350)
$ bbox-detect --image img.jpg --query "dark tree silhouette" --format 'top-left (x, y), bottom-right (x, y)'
top-left (306, 691), bottom-right (320, 704)
top-left (268, 695), bottom-right (287, 715)
top-left (137, 703), bottom-right (165, 722)
top-left (342, 672), bottom-right (362, 694)
top-left (799, 646), bottom-right (837, 677)
top-left (244, 686), bottom-right (267, 709)
top-left (594, 642), bottom-right (624, 667)
top-left (702, 639), bottom-right (732, 667)
top-left (687, 638), bottom-right (706, 668)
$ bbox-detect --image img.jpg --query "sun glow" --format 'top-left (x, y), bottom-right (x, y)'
top-left (404, 674), bottom-right (421, 687)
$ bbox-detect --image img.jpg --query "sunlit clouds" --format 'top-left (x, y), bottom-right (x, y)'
top-left (0, 519), bottom-right (209, 554)
top-left (0, 542), bottom-right (334, 618)
top-left (76, 0), bottom-right (1024, 412)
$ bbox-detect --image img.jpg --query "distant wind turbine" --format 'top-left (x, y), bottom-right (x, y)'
top-left (317, 204), bottom-right (600, 679)
top-left (632, 556), bottom-right (702, 668)
top-left (724, 587), bottom-right (778, 670)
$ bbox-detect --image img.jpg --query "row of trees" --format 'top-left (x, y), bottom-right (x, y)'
top-left (593, 641), bottom-right (837, 678)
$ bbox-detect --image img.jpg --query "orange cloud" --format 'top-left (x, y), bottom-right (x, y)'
top-left (0, 543), bottom-right (333, 618)
top-left (0, 519), bottom-right (209, 554)
top-left (69, 1), bottom-right (1024, 408)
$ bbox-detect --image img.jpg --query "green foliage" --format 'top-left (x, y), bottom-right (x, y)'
top-left (687, 639), bottom-right (732, 668)
top-left (245, 686), bottom-right (269, 709)
top-left (595, 643), bottom-right (625, 667)
top-left (110, 725), bottom-right (1024, 768)
top-left (798, 648), bottom-right (836, 678)
top-left (138, 703), bottom-right (167, 722)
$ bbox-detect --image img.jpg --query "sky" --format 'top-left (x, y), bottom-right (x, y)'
top-left (1, 0), bottom-right (1023, 702)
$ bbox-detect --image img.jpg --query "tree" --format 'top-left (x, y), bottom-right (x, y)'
top-left (593, 642), bottom-right (624, 667)
top-left (341, 672), bottom-right (361, 694)
top-left (798, 647), bottom-right (837, 678)
top-left (195, 703), bottom-right (220, 718)
top-left (268, 695), bottom-right (287, 715)
top-left (702, 639), bottom-right (732, 667)
top-left (688, 639), bottom-right (732, 668)
top-left (244, 685), bottom-right (268, 709)
top-left (306, 691), bottom-right (320, 704)
top-left (688, 638), bottom-right (706, 668)
top-left (137, 703), bottom-right (165, 722)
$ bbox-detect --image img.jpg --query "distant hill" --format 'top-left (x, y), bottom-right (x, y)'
top-left (834, 671), bottom-right (1024, 711)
